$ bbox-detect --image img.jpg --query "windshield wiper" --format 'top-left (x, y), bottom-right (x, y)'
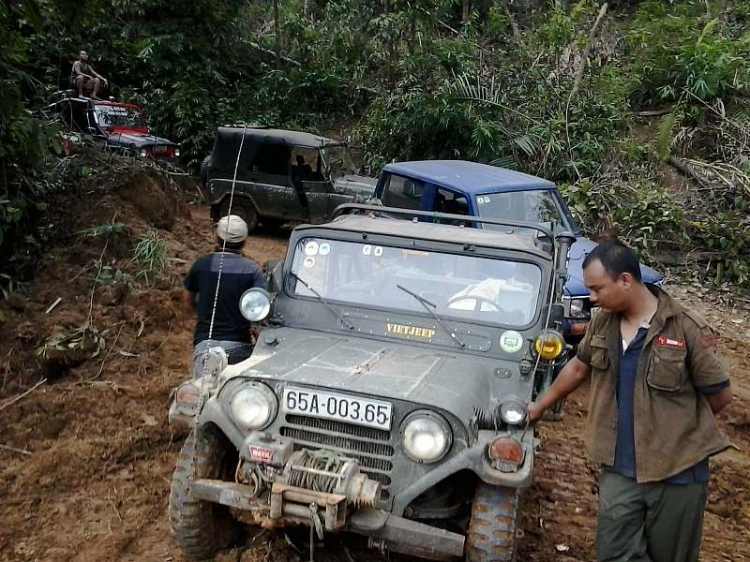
top-left (396, 284), bottom-right (465, 348)
top-left (289, 271), bottom-right (354, 330)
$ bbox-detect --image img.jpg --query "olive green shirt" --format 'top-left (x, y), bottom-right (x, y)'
top-left (576, 286), bottom-right (730, 483)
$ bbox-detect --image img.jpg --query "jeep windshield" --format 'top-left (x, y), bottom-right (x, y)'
top-left (93, 104), bottom-right (146, 130)
top-left (321, 145), bottom-right (357, 178)
top-left (475, 190), bottom-right (569, 230)
top-left (289, 237), bottom-right (543, 327)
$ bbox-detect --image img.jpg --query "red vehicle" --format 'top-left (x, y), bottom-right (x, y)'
top-left (47, 91), bottom-right (180, 161)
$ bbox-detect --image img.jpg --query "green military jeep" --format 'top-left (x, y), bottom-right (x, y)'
top-left (169, 205), bottom-right (574, 561)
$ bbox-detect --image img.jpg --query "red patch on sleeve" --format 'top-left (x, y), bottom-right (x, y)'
top-left (700, 333), bottom-right (717, 349)
top-left (656, 335), bottom-right (685, 349)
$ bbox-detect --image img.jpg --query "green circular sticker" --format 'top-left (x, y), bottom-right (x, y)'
top-left (499, 330), bottom-right (524, 353)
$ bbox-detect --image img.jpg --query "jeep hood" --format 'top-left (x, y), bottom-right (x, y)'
top-left (332, 175), bottom-right (378, 198)
top-left (233, 329), bottom-right (525, 424)
top-left (106, 130), bottom-right (177, 149)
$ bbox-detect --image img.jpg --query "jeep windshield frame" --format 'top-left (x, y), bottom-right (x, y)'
top-left (285, 235), bottom-right (547, 331)
top-left (475, 189), bottom-right (579, 234)
top-left (320, 144), bottom-right (358, 179)
top-left (93, 103), bottom-right (146, 131)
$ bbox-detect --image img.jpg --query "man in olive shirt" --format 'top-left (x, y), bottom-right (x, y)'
top-left (530, 240), bottom-right (733, 562)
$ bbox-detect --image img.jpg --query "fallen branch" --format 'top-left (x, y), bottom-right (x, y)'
top-left (0, 443), bottom-right (32, 456)
top-left (0, 378), bottom-right (47, 412)
top-left (565, 2), bottom-right (609, 181)
top-left (667, 156), bottom-right (712, 191)
top-left (638, 109), bottom-right (674, 117)
top-left (571, 3), bottom-right (609, 100)
top-left (501, 0), bottom-right (525, 48)
top-left (45, 297), bottom-right (62, 315)
top-left (247, 41), bottom-right (301, 66)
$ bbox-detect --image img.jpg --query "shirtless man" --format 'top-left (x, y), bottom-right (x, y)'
top-left (71, 50), bottom-right (108, 99)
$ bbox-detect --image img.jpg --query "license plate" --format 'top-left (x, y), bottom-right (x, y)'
top-left (282, 387), bottom-right (392, 430)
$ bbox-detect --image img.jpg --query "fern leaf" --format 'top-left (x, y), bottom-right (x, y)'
top-left (657, 113), bottom-right (676, 162)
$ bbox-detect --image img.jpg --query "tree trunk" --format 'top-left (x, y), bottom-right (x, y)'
top-left (274, 0), bottom-right (281, 67)
top-left (462, 0), bottom-right (470, 23)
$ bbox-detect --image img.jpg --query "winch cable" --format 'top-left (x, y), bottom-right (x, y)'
top-left (206, 123), bottom-right (247, 348)
top-left (192, 125), bottom-right (247, 440)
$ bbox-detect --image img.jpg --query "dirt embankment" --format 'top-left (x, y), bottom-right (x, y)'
top-left (0, 168), bottom-right (748, 562)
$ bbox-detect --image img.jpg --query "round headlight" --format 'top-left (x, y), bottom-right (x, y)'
top-left (174, 148), bottom-right (181, 157)
top-left (239, 288), bottom-right (271, 322)
top-left (139, 148), bottom-right (148, 158)
top-left (499, 400), bottom-right (528, 425)
top-left (401, 412), bottom-right (452, 463)
top-left (230, 383), bottom-right (277, 430)
top-left (534, 329), bottom-right (565, 361)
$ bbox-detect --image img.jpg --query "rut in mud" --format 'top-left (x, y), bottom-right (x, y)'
top-left (0, 173), bottom-right (748, 562)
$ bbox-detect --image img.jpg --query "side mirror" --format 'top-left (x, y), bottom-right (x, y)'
top-left (359, 165), bottom-right (371, 176)
top-left (266, 260), bottom-right (284, 294)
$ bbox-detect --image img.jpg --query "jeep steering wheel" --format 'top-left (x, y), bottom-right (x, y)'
top-left (447, 295), bottom-right (499, 312)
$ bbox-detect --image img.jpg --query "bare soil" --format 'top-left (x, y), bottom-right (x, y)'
top-left (0, 171), bottom-right (748, 562)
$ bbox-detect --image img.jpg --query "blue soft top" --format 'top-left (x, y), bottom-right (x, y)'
top-left (383, 160), bottom-right (555, 194)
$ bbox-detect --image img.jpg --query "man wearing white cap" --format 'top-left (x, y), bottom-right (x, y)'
top-left (184, 215), bottom-right (266, 377)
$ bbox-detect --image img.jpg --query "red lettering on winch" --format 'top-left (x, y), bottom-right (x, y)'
top-left (249, 445), bottom-right (274, 463)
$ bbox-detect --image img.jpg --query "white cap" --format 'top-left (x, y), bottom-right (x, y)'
top-left (216, 215), bottom-right (248, 243)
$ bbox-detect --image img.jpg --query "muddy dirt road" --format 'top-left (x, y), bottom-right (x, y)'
top-left (1, 188), bottom-right (748, 562)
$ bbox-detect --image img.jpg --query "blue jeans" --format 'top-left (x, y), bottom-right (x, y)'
top-left (193, 340), bottom-right (254, 379)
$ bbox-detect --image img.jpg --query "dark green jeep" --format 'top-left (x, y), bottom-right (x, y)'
top-left (204, 127), bottom-right (377, 232)
top-left (168, 205), bottom-right (574, 562)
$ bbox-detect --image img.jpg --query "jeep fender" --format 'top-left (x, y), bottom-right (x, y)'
top-left (390, 430), bottom-right (535, 516)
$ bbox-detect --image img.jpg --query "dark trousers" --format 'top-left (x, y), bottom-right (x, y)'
top-left (597, 470), bottom-right (707, 562)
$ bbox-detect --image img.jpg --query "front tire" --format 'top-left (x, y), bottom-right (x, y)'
top-left (465, 483), bottom-right (522, 562)
top-left (169, 426), bottom-right (241, 561)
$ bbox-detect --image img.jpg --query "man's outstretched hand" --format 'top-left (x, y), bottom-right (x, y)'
top-left (528, 401), bottom-right (544, 423)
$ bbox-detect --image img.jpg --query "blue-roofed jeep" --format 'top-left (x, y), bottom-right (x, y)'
top-left (168, 205), bottom-right (576, 561)
top-left (371, 160), bottom-right (663, 343)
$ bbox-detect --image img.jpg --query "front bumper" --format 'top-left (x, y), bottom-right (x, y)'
top-left (193, 478), bottom-right (465, 561)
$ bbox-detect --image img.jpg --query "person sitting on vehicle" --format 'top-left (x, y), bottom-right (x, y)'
top-left (183, 215), bottom-right (267, 378)
top-left (70, 50), bottom-right (108, 99)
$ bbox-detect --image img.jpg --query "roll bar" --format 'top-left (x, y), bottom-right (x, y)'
top-left (332, 203), bottom-right (556, 240)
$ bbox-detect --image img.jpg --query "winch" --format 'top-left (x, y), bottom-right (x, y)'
top-left (265, 448), bottom-right (382, 535)
top-left (279, 449), bottom-right (381, 507)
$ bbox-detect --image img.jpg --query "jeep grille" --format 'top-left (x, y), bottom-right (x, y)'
top-left (281, 414), bottom-right (394, 499)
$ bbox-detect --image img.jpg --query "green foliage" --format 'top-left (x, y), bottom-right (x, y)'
top-left (656, 113), bottom-right (676, 162)
top-left (0, 1), bottom-right (61, 262)
top-left (629, 0), bottom-right (750, 107)
top-left (3, 0), bottom-right (750, 288)
top-left (37, 324), bottom-right (106, 360)
top-left (131, 232), bottom-right (169, 284)
top-left (77, 222), bottom-right (127, 239)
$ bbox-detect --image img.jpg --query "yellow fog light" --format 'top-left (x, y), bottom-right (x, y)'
top-left (534, 330), bottom-right (565, 361)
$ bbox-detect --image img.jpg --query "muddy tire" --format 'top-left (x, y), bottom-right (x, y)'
top-left (220, 198), bottom-right (258, 233)
top-left (465, 483), bottom-right (522, 562)
top-left (169, 426), bottom-right (240, 561)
